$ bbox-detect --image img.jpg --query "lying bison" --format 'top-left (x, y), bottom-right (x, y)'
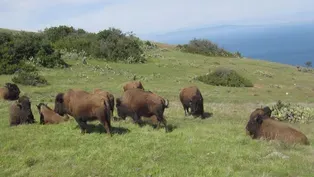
top-left (116, 88), bottom-right (169, 132)
top-left (0, 83), bottom-right (20, 101)
top-left (93, 88), bottom-right (115, 117)
top-left (245, 106), bottom-right (272, 135)
top-left (54, 89), bottom-right (112, 136)
top-left (9, 96), bottom-right (35, 126)
top-left (37, 103), bottom-right (69, 124)
top-left (179, 86), bottom-right (204, 118)
top-left (246, 114), bottom-right (310, 145)
top-left (123, 81), bottom-right (144, 92)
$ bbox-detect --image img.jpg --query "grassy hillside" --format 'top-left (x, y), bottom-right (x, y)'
top-left (1, 47), bottom-right (314, 177)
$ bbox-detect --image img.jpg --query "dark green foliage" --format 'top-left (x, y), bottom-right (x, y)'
top-left (95, 28), bottom-right (145, 63)
top-left (305, 61), bottom-right (312, 68)
top-left (177, 38), bottom-right (241, 58)
top-left (196, 68), bottom-right (253, 87)
top-left (12, 70), bottom-right (48, 86)
top-left (0, 31), bottom-right (68, 75)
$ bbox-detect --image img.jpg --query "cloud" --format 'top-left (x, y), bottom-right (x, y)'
top-left (1, 0), bottom-right (314, 34)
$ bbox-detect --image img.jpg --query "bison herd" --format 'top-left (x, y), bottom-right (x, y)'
top-left (0, 81), bottom-right (311, 145)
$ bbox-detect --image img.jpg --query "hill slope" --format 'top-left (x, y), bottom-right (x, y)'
top-left (1, 49), bottom-right (314, 177)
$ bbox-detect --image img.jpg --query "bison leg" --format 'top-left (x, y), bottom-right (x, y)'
top-left (132, 113), bottom-right (144, 127)
top-left (74, 117), bottom-right (88, 134)
top-left (156, 111), bottom-right (168, 133)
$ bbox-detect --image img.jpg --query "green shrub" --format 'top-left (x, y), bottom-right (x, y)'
top-left (12, 70), bottom-right (48, 86)
top-left (95, 28), bottom-right (146, 63)
top-left (271, 100), bottom-right (314, 123)
top-left (177, 38), bottom-right (241, 58)
top-left (196, 68), bottom-right (253, 87)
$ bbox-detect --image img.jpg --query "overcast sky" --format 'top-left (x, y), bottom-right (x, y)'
top-left (1, 0), bottom-right (314, 35)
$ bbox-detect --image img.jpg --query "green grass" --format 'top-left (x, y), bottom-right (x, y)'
top-left (1, 48), bottom-right (314, 177)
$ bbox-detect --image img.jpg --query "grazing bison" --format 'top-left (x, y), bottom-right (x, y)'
top-left (9, 96), bottom-right (35, 126)
top-left (37, 103), bottom-right (69, 124)
top-left (0, 83), bottom-right (20, 100)
top-left (54, 89), bottom-right (112, 136)
top-left (123, 81), bottom-right (144, 92)
top-left (93, 88), bottom-right (115, 117)
top-left (116, 88), bottom-right (169, 132)
top-left (179, 86), bottom-right (204, 117)
top-left (246, 114), bottom-right (310, 145)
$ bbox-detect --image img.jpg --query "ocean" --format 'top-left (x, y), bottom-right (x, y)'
top-left (144, 23), bottom-right (314, 66)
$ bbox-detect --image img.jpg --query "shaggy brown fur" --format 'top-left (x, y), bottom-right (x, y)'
top-left (9, 96), bottom-right (35, 126)
top-left (54, 89), bottom-right (112, 136)
top-left (0, 83), bottom-right (20, 101)
top-left (179, 86), bottom-right (204, 117)
top-left (245, 106), bottom-right (272, 135)
top-left (116, 88), bottom-right (169, 132)
top-left (37, 103), bottom-right (69, 124)
top-left (246, 114), bottom-right (310, 145)
top-left (123, 81), bottom-right (144, 92)
top-left (93, 88), bottom-right (115, 117)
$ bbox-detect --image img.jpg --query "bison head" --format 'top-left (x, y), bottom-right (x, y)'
top-left (189, 96), bottom-right (204, 116)
top-left (17, 96), bottom-right (35, 124)
top-left (4, 83), bottom-right (20, 100)
top-left (115, 98), bottom-right (128, 120)
top-left (246, 114), bottom-right (264, 138)
top-left (54, 93), bottom-right (67, 116)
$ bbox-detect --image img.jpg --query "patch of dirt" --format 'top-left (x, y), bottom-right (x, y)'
top-left (253, 84), bottom-right (264, 89)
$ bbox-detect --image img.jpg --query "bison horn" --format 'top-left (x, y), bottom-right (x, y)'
top-left (164, 99), bottom-right (169, 108)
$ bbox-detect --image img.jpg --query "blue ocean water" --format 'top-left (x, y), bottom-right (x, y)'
top-left (144, 23), bottom-right (314, 66)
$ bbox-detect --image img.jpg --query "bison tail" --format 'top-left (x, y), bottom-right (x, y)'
top-left (104, 100), bottom-right (112, 128)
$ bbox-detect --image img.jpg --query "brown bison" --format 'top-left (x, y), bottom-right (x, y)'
top-left (116, 88), bottom-right (169, 132)
top-left (179, 86), bottom-right (204, 117)
top-left (93, 88), bottom-right (115, 117)
top-left (246, 114), bottom-right (310, 145)
top-left (0, 83), bottom-right (20, 101)
top-left (245, 106), bottom-right (272, 135)
top-left (37, 103), bottom-right (69, 124)
top-left (54, 89), bottom-right (112, 136)
top-left (123, 81), bottom-right (144, 92)
top-left (9, 96), bottom-right (35, 126)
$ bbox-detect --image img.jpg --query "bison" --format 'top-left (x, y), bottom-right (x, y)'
top-left (123, 81), bottom-right (144, 92)
top-left (116, 88), bottom-right (169, 132)
top-left (246, 114), bottom-right (310, 145)
top-left (179, 86), bottom-right (204, 118)
top-left (0, 83), bottom-right (20, 101)
top-left (37, 103), bottom-right (69, 124)
top-left (245, 106), bottom-right (272, 135)
top-left (54, 89), bottom-right (112, 136)
top-left (93, 88), bottom-right (115, 117)
top-left (9, 95), bottom-right (35, 126)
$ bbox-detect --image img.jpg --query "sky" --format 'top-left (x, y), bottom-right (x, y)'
top-left (1, 0), bottom-right (314, 36)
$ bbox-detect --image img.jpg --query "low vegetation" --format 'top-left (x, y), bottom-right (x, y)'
top-left (12, 69), bottom-right (48, 86)
top-left (176, 38), bottom-right (242, 58)
top-left (271, 100), bottom-right (314, 124)
top-left (196, 68), bottom-right (253, 87)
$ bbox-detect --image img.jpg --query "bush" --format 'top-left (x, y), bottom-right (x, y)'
top-left (0, 31), bottom-right (68, 75)
top-left (271, 100), bottom-right (314, 123)
top-left (12, 70), bottom-right (48, 86)
top-left (95, 28), bottom-right (146, 63)
top-left (177, 38), bottom-right (241, 58)
top-left (196, 68), bottom-right (253, 87)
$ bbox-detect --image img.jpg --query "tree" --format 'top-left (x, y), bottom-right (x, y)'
top-left (305, 61), bottom-right (312, 68)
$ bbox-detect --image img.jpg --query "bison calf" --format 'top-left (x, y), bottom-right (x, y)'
top-left (116, 88), bottom-right (169, 132)
top-left (179, 86), bottom-right (204, 118)
top-left (37, 103), bottom-right (69, 124)
top-left (123, 81), bottom-right (144, 92)
top-left (54, 89), bottom-right (112, 136)
top-left (9, 96), bottom-right (35, 126)
top-left (0, 83), bottom-right (20, 101)
top-left (246, 114), bottom-right (310, 145)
